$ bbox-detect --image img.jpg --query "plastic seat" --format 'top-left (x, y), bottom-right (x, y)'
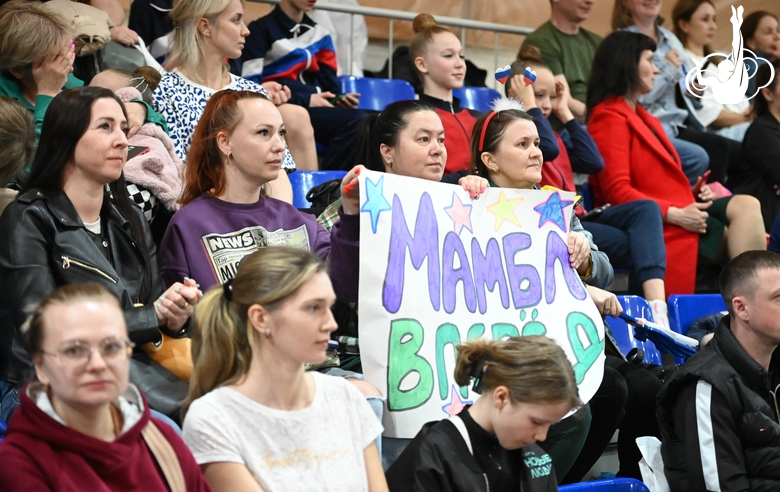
top-left (452, 86), bottom-right (502, 113)
top-left (0, 417), bottom-right (6, 442)
top-left (339, 76), bottom-right (415, 111)
top-left (668, 293), bottom-right (727, 363)
top-left (288, 170), bottom-right (347, 209)
top-left (580, 182), bottom-right (594, 212)
top-left (559, 477), bottom-right (651, 491)
top-left (604, 295), bottom-right (662, 365)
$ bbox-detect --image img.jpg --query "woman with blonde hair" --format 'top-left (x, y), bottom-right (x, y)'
top-left (0, 97), bottom-right (36, 208)
top-left (0, 283), bottom-right (211, 491)
top-left (386, 336), bottom-right (579, 491)
top-left (154, 0), bottom-right (318, 182)
top-left (183, 247), bottom-right (387, 492)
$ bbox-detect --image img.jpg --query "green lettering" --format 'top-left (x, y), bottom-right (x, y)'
top-left (435, 323), bottom-right (461, 400)
top-left (387, 319), bottom-right (434, 410)
top-left (567, 312), bottom-right (604, 384)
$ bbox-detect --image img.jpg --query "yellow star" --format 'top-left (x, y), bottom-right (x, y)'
top-left (486, 191), bottom-right (524, 231)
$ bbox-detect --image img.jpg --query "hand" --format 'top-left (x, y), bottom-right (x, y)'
top-left (457, 175), bottom-right (489, 199)
top-left (586, 285), bottom-right (623, 318)
top-left (335, 93), bottom-right (360, 109)
top-left (506, 74), bottom-right (525, 99)
top-left (261, 81), bottom-right (290, 105)
top-left (567, 231), bottom-right (591, 273)
top-left (124, 101), bottom-right (147, 138)
top-left (310, 92), bottom-right (336, 108)
top-left (154, 278), bottom-right (202, 332)
top-left (109, 26), bottom-right (139, 47)
top-left (552, 79), bottom-right (574, 123)
top-left (340, 165), bottom-right (365, 215)
top-left (666, 202), bottom-right (711, 234)
top-left (697, 183), bottom-right (717, 202)
top-left (33, 41), bottom-right (75, 97)
top-left (665, 48), bottom-right (683, 68)
top-left (774, 184), bottom-right (780, 196)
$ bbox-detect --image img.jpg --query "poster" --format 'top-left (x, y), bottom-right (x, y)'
top-left (358, 171), bottom-right (605, 438)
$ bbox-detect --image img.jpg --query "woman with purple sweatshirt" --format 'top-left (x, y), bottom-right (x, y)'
top-left (158, 90), bottom-right (363, 303)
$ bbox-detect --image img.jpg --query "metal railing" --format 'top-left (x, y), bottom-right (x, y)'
top-left (247, 0), bottom-right (531, 84)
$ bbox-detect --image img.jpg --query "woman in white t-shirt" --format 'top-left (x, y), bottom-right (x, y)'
top-left (182, 246), bottom-right (388, 492)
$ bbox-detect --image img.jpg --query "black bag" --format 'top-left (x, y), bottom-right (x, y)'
top-left (129, 352), bottom-right (189, 424)
top-left (306, 179), bottom-right (342, 209)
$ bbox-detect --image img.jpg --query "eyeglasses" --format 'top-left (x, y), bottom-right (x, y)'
top-left (40, 337), bottom-right (135, 367)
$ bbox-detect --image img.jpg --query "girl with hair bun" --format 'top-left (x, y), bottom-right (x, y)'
top-left (386, 336), bottom-right (579, 492)
top-left (182, 246), bottom-right (388, 492)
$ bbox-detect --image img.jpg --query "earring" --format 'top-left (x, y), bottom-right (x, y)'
top-left (228, 152), bottom-right (233, 160)
top-left (491, 166), bottom-right (499, 173)
top-left (264, 331), bottom-right (271, 339)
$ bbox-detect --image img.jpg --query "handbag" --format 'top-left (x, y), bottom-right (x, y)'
top-left (141, 420), bottom-right (187, 492)
top-left (142, 333), bottom-right (193, 383)
top-left (41, 0), bottom-right (110, 56)
top-left (129, 352), bottom-right (189, 422)
top-left (306, 179), bottom-right (342, 209)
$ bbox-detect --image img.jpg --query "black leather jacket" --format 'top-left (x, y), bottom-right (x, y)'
top-left (0, 188), bottom-right (163, 385)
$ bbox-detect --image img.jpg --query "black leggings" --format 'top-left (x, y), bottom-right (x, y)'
top-left (677, 127), bottom-right (743, 186)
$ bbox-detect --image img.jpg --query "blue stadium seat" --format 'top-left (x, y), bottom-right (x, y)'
top-left (559, 478), bottom-right (650, 491)
top-left (668, 293), bottom-right (727, 363)
top-left (580, 182), bottom-right (594, 212)
top-left (288, 170), bottom-right (347, 209)
top-left (0, 417), bottom-right (6, 442)
top-left (604, 295), bottom-right (662, 365)
top-left (453, 86), bottom-right (502, 113)
top-left (339, 76), bottom-right (415, 111)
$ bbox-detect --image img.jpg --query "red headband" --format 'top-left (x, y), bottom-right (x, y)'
top-left (478, 111), bottom-right (499, 153)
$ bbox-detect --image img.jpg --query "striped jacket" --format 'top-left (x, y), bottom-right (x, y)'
top-left (240, 5), bottom-right (340, 107)
top-left (657, 316), bottom-right (780, 492)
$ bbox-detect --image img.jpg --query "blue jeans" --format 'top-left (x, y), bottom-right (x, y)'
top-left (670, 136), bottom-right (709, 185)
top-left (582, 200), bottom-right (666, 287)
top-left (0, 380), bottom-right (20, 424)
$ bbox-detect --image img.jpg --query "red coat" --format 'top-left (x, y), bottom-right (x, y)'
top-left (588, 97), bottom-right (698, 295)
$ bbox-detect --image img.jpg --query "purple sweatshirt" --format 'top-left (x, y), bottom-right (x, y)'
top-left (158, 194), bottom-right (360, 302)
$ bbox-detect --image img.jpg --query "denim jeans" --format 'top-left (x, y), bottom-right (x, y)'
top-left (0, 380), bottom-right (21, 424)
top-left (670, 136), bottom-right (709, 185)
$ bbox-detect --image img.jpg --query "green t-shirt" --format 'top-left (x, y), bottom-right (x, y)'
top-left (521, 21), bottom-right (603, 105)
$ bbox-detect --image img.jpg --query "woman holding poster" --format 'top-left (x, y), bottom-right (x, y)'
top-left (386, 336), bottom-right (578, 492)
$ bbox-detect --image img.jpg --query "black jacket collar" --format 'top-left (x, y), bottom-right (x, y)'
top-left (19, 188), bottom-right (130, 231)
top-left (419, 93), bottom-right (465, 113)
top-left (712, 315), bottom-right (780, 395)
top-left (271, 4), bottom-right (315, 32)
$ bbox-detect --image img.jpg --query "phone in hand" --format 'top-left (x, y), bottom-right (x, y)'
top-left (328, 93), bottom-right (360, 105)
top-left (127, 145), bottom-right (150, 160)
top-left (692, 170), bottom-right (712, 199)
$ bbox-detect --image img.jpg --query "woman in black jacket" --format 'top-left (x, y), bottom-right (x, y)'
top-left (386, 336), bottom-right (581, 492)
top-left (0, 86), bottom-right (199, 422)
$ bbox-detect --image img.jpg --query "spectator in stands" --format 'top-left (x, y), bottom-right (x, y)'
top-left (672, 0), bottom-right (752, 142)
top-left (183, 246), bottom-right (387, 492)
top-left (154, 0), bottom-right (318, 177)
top-left (91, 66), bottom-right (161, 106)
top-left (520, 0), bottom-right (602, 127)
top-left (0, 284), bottom-right (211, 491)
top-left (158, 90), bottom-right (362, 301)
top-left (0, 1), bottom-right (79, 138)
top-left (658, 251), bottom-right (780, 491)
top-left (128, 0), bottom-right (173, 62)
top-left (613, 0), bottom-right (746, 186)
top-left (510, 45), bottom-right (671, 323)
top-left (409, 13), bottom-right (479, 175)
top-left (735, 60), bottom-right (780, 232)
top-left (386, 336), bottom-right (578, 491)
top-left (0, 87), bottom-right (197, 423)
top-left (240, 0), bottom-right (366, 172)
top-left (318, 100), bottom-right (488, 232)
top-left (0, 97), bottom-right (35, 210)
top-left (587, 31), bottom-right (766, 296)
top-left (742, 11), bottom-right (780, 61)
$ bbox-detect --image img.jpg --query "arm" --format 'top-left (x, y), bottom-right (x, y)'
top-left (561, 120), bottom-right (604, 174)
top-left (202, 463), bottom-right (265, 492)
top-left (570, 215), bottom-right (613, 289)
top-left (0, 447), bottom-right (55, 491)
top-left (638, 52), bottom-right (683, 108)
top-left (364, 443), bottom-right (390, 492)
top-left (265, 169), bottom-right (293, 204)
top-left (711, 109), bottom-right (751, 129)
top-left (90, 0), bottom-right (125, 26)
top-left (127, 0), bottom-right (158, 46)
top-left (743, 119), bottom-right (780, 184)
top-left (527, 107), bottom-right (560, 162)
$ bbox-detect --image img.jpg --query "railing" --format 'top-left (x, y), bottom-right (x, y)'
top-left (247, 0), bottom-right (531, 85)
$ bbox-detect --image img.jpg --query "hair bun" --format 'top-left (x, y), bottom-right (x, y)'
top-left (133, 66), bottom-right (162, 92)
top-left (412, 13), bottom-right (439, 33)
top-left (518, 44), bottom-right (544, 64)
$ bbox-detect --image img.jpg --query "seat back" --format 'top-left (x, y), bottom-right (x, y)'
top-left (559, 477), bottom-right (651, 491)
top-left (0, 417), bottom-right (6, 442)
top-left (288, 170), bottom-right (347, 209)
top-left (452, 86), bottom-right (502, 113)
top-left (604, 295), bottom-right (662, 365)
top-left (668, 293), bottom-right (727, 363)
top-left (339, 76), bottom-right (415, 111)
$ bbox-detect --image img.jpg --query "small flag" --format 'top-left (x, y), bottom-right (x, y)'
top-left (494, 65), bottom-right (512, 84)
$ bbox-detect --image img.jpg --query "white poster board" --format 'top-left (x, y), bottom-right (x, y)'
top-left (358, 171), bottom-right (605, 438)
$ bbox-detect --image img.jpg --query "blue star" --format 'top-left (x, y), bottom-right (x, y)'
top-left (534, 191), bottom-right (574, 232)
top-left (441, 384), bottom-right (472, 417)
top-left (361, 175), bottom-right (392, 234)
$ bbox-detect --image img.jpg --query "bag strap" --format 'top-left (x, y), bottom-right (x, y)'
top-left (142, 420), bottom-right (187, 492)
top-left (448, 415), bottom-right (473, 455)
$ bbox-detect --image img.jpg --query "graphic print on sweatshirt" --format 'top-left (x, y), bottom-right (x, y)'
top-left (201, 224), bottom-right (311, 284)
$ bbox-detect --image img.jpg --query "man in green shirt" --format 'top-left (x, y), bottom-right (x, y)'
top-left (521, 0), bottom-right (602, 125)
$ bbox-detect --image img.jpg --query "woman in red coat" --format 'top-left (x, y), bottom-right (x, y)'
top-left (586, 31), bottom-right (765, 295)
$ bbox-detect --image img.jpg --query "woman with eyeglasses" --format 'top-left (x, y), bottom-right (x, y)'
top-left (0, 86), bottom-right (198, 423)
top-left (0, 283), bottom-right (212, 491)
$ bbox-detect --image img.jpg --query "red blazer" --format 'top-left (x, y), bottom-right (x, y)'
top-left (588, 96), bottom-right (698, 295)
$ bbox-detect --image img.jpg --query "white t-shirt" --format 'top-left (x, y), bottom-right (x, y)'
top-left (183, 372), bottom-right (383, 492)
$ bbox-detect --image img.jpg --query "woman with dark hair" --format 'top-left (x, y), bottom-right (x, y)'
top-left (741, 11), bottom-right (780, 96)
top-left (735, 60), bottom-right (780, 231)
top-left (0, 86), bottom-right (198, 423)
top-left (613, 0), bottom-right (745, 186)
top-left (587, 30), bottom-right (766, 296)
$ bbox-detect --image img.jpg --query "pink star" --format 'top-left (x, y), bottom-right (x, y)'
top-left (444, 193), bottom-right (473, 234)
top-left (442, 384), bottom-right (472, 417)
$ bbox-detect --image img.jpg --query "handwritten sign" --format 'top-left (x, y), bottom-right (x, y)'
top-left (358, 171), bottom-right (605, 438)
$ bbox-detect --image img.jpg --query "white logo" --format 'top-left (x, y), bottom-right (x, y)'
top-left (684, 5), bottom-right (775, 105)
